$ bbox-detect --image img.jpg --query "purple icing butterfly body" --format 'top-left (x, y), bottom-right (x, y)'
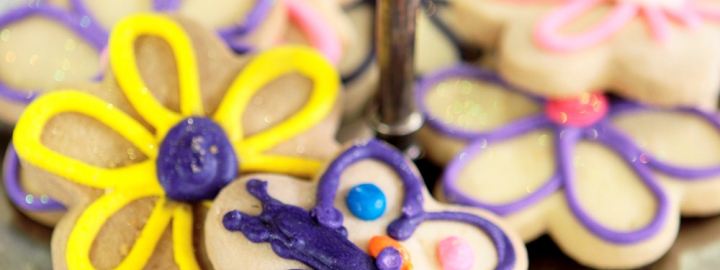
top-left (223, 180), bottom-right (401, 270)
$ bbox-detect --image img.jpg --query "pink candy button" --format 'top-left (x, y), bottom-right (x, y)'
top-left (437, 236), bottom-right (475, 270)
top-left (545, 92), bottom-right (608, 127)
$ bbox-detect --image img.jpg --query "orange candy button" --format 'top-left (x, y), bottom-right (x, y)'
top-left (368, 235), bottom-right (413, 270)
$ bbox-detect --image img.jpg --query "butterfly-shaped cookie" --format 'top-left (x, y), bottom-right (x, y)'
top-left (206, 139), bottom-right (527, 270)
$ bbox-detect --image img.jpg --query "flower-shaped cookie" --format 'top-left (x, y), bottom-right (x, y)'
top-left (0, 0), bottom-right (354, 123)
top-left (433, 0), bottom-right (720, 109)
top-left (206, 140), bottom-right (528, 270)
top-left (12, 14), bottom-right (341, 269)
top-left (417, 65), bottom-right (720, 268)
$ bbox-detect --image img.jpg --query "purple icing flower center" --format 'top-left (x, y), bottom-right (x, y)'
top-left (157, 117), bottom-right (238, 202)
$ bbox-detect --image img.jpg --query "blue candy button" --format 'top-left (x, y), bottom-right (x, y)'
top-left (346, 183), bottom-right (386, 221)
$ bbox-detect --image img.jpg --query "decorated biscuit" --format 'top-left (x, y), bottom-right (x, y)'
top-left (206, 139), bottom-right (528, 270)
top-left (433, 0), bottom-right (720, 109)
top-left (0, 0), bottom-right (356, 124)
top-left (10, 14), bottom-right (341, 268)
top-left (417, 65), bottom-right (720, 268)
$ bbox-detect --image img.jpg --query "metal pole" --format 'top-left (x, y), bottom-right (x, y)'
top-left (371, 0), bottom-right (423, 156)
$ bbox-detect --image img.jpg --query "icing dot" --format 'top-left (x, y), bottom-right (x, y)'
top-left (157, 117), bottom-right (238, 202)
top-left (346, 183), bottom-right (386, 220)
top-left (437, 236), bottom-right (475, 270)
top-left (545, 92), bottom-right (608, 127)
top-left (377, 247), bottom-right (403, 270)
top-left (368, 236), bottom-right (413, 270)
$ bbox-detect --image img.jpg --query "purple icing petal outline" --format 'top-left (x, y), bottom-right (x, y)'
top-left (559, 125), bottom-right (671, 244)
top-left (420, 65), bottom-right (679, 244)
top-left (0, 4), bottom-right (106, 104)
top-left (609, 101), bottom-right (720, 180)
top-left (3, 144), bottom-right (65, 211)
top-left (311, 139), bottom-right (517, 270)
top-left (415, 65), bottom-right (545, 141)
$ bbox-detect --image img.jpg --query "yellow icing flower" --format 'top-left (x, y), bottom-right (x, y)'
top-left (13, 14), bottom-right (339, 270)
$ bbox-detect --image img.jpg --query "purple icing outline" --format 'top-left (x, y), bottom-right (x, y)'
top-left (418, 65), bottom-right (684, 244)
top-left (609, 101), bottom-right (720, 179)
top-left (3, 144), bottom-right (65, 211)
top-left (311, 139), bottom-right (516, 270)
top-left (0, 4), bottom-right (106, 104)
top-left (69, 0), bottom-right (273, 54)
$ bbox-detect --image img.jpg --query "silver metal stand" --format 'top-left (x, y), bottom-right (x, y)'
top-left (370, 0), bottom-right (423, 157)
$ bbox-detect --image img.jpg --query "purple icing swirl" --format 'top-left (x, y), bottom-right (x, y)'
top-left (416, 65), bottom-right (720, 244)
top-left (3, 144), bottom-right (64, 211)
top-left (312, 139), bottom-right (516, 270)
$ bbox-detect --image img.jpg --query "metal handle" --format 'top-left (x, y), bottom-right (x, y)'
top-left (371, 0), bottom-right (423, 155)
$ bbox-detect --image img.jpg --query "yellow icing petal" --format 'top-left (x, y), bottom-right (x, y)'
top-left (241, 153), bottom-right (322, 178)
top-left (110, 14), bottom-right (204, 136)
top-left (214, 45), bottom-right (339, 154)
top-left (66, 191), bottom-right (171, 270)
top-left (172, 205), bottom-right (201, 270)
top-left (13, 91), bottom-right (159, 189)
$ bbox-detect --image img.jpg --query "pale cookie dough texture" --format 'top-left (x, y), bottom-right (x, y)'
top-left (10, 14), bottom-right (343, 269)
top-left (417, 65), bottom-right (720, 269)
top-left (437, 0), bottom-right (720, 109)
top-left (0, 0), bottom-right (357, 123)
top-left (206, 140), bottom-right (528, 270)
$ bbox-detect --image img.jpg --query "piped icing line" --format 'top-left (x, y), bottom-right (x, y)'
top-left (286, 0), bottom-right (343, 64)
top-left (608, 102), bottom-right (720, 179)
top-left (68, 0), bottom-right (273, 54)
top-left (0, 4), bottom-right (106, 104)
top-left (534, 0), bottom-right (720, 52)
top-left (3, 144), bottom-right (64, 211)
top-left (415, 65), bottom-right (716, 244)
top-left (311, 140), bottom-right (517, 270)
top-left (12, 14), bottom-right (339, 269)
top-left (216, 0), bottom-right (275, 54)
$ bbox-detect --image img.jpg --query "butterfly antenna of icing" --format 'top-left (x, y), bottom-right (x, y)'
top-left (246, 179), bottom-right (274, 204)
